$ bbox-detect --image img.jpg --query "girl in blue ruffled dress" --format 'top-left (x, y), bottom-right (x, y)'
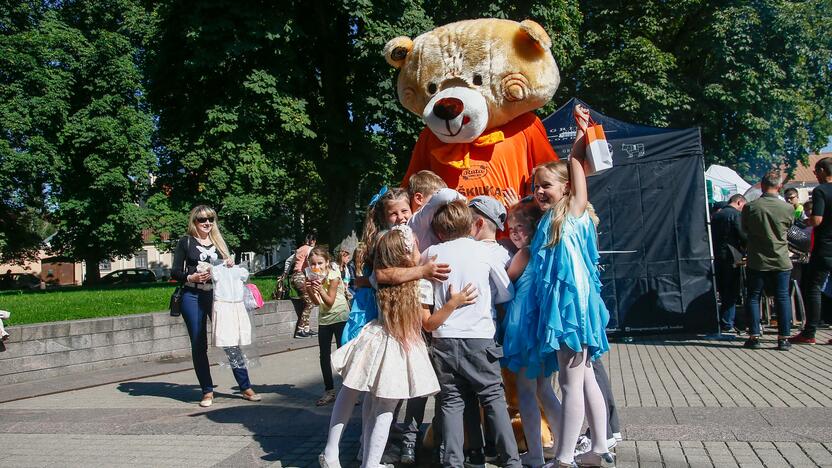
top-left (533, 105), bottom-right (613, 467)
top-left (502, 199), bottom-right (562, 468)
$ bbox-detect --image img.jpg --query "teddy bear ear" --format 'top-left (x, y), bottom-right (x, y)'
top-left (519, 19), bottom-right (552, 51)
top-left (383, 36), bottom-right (414, 68)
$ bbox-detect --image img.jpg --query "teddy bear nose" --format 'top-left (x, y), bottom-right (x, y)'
top-left (433, 97), bottom-right (465, 121)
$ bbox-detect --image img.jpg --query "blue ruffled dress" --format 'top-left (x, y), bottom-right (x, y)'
top-left (535, 210), bottom-right (610, 362)
top-left (501, 220), bottom-right (558, 378)
top-left (340, 267), bottom-right (378, 345)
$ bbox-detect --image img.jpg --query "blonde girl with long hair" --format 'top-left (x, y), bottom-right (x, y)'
top-left (531, 105), bottom-right (612, 467)
top-left (319, 225), bottom-right (474, 468)
top-left (171, 205), bottom-right (260, 407)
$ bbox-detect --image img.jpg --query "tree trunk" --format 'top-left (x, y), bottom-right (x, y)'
top-left (84, 256), bottom-right (101, 285)
top-left (326, 181), bottom-right (358, 251)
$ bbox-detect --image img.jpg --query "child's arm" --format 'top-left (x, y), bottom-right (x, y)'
top-left (375, 255), bottom-right (451, 285)
top-left (306, 278), bottom-right (323, 305)
top-left (316, 276), bottom-right (340, 308)
top-left (421, 283), bottom-right (478, 332)
top-left (506, 247), bottom-right (530, 282)
top-left (569, 105), bottom-right (590, 217)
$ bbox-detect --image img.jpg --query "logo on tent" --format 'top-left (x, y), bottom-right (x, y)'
top-left (622, 143), bottom-right (645, 159)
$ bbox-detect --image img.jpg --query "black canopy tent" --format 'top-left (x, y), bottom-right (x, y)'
top-left (541, 98), bottom-right (718, 333)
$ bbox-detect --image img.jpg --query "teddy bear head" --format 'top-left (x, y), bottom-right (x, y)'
top-left (385, 18), bottom-right (559, 144)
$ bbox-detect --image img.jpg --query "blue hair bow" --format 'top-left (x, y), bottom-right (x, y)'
top-left (368, 186), bottom-right (389, 208)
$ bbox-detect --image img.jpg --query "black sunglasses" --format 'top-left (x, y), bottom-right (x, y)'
top-left (196, 216), bottom-right (215, 223)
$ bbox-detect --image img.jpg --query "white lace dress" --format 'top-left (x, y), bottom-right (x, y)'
top-left (330, 281), bottom-right (439, 399)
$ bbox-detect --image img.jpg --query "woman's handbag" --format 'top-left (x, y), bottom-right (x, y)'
top-left (169, 237), bottom-right (190, 317)
top-left (169, 286), bottom-right (184, 317)
top-left (272, 273), bottom-right (288, 300)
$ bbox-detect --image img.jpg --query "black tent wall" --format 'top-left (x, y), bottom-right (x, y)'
top-left (542, 98), bottom-right (718, 333)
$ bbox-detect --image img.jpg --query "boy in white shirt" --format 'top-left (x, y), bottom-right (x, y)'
top-left (423, 200), bottom-right (520, 468)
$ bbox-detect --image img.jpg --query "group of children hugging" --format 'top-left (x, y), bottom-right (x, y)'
top-left (313, 106), bottom-right (617, 468)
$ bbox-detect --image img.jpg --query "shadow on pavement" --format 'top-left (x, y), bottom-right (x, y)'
top-left (117, 381), bottom-right (206, 403)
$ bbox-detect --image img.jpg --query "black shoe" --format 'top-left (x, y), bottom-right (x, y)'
top-left (464, 449), bottom-right (485, 468)
top-left (818, 322), bottom-right (832, 329)
top-left (294, 330), bottom-right (309, 338)
top-left (777, 339), bottom-right (792, 351)
top-left (743, 337), bottom-right (761, 349)
top-left (721, 326), bottom-right (737, 334)
top-left (307, 329), bottom-right (318, 336)
top-left (400, 441), bottom-right (416, 465)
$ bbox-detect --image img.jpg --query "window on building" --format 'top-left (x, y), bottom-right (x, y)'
top-left (99, 259), bottom-right (111, 272)
top-left (135, 250), bottom-right (148, 269)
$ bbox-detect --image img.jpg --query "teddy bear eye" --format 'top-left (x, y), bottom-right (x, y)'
top-left (473, 74), bottom-right (483, 86)
top-left (427, 83), bottom-right (438, 94)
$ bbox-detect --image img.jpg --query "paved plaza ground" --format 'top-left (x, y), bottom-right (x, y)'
top-left (1, 329), bottom-right (832, 467)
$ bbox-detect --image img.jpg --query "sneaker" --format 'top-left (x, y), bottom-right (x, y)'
top-left (574, 436), bottom-right (592, 455)
top-left (400, 441), bottom-right (416, 465)
top-left (316, 389), bottom-right (337, 406)
top-left (776, 339), bottom-right (791, 351)
top-left (743, 337), bottom-right (761, 349)
top-left (294, 330), bottom-right (309, 338)
top-left (575, 436), bottom-right (617, 455)
top-left (574, 451), bottom-right (615, 467)
top-left (307, 329), bottom-right (318, 336)
top-left (612, 432), bottom-right (623, 442)
top-left (720, 327), bottom-right (737, 334)
top-left (464, 449), bottom-right (486, 468)
top-left (817, 322), bottom-right (831, 329)
top-left (788, 334), bottom-right (816, 345)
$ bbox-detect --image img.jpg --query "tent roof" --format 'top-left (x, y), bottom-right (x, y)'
top-left (704, 164), bottom-right (752, 194)
top-left (541, 97), bottom-right (702, 165)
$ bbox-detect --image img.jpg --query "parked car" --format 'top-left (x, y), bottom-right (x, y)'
top-left (98, 268), bottom-right (157, 285)
top-left (0, 273), bottom-right (42, 291)
top-left (252, 263), bottom-right (284, 277)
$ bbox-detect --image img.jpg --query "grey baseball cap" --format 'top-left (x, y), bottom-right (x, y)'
top-left (468, 195), bottom-right (507, 230)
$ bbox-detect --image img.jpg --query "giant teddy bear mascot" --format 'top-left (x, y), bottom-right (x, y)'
top-left (384, 18), bottom-right (560, 456)
top-left (387, 18), bottom-right (559, 202)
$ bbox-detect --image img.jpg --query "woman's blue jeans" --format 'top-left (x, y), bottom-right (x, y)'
top-left (745, 269), bottom-right (792, 338)
top-left (181, 288), bottom-right (251, 394)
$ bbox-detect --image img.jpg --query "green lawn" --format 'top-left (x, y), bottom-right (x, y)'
top-left (0, 277), bottom-right (280, 326)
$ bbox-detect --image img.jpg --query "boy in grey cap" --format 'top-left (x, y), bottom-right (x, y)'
top-left (469, 196), bottom-right (511, 269)
top-left (464, 195), bottom-right (512, 466)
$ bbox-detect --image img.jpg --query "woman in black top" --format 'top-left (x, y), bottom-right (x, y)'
top-left (171, 205), bottom-right (261, 407)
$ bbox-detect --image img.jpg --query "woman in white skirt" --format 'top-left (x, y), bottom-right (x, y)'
top-left (319, 225), bottom-right (477, 468)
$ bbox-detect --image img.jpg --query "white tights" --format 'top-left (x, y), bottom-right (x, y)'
top-left (322, 387), bottom-right (397, 468)
top-left (554, 348), bottom-right (608, 464)
top-left (515, 371), bottom-right (562, 467)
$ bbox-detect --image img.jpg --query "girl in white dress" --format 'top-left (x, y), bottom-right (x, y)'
top-left (319, 225), bottom-right (476, 468)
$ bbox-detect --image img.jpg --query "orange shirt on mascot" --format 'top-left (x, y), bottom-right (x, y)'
top-left (402, 112), bottom-right (558, 201)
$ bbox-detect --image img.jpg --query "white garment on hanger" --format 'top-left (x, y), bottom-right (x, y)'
top-left (211, 264), bottom-right (253, 347)
top-left (212, 264), bottom-right (249, 302)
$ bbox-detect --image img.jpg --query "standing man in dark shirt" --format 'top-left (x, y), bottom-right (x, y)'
top-left (711, 194), bottom-right (747, 332)
top-left (742, 171), bottom-right (794, 351)
top-left (793, 157), bottom-right (832, 345)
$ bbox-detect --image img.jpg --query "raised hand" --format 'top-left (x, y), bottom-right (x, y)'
top-left (503, 187), bottom-right (520, 208)
top-left (574, 104), bottom-right (590, 134)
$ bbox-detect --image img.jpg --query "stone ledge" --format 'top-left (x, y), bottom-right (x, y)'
top-left (0, 300), bottom-right (310, 386)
